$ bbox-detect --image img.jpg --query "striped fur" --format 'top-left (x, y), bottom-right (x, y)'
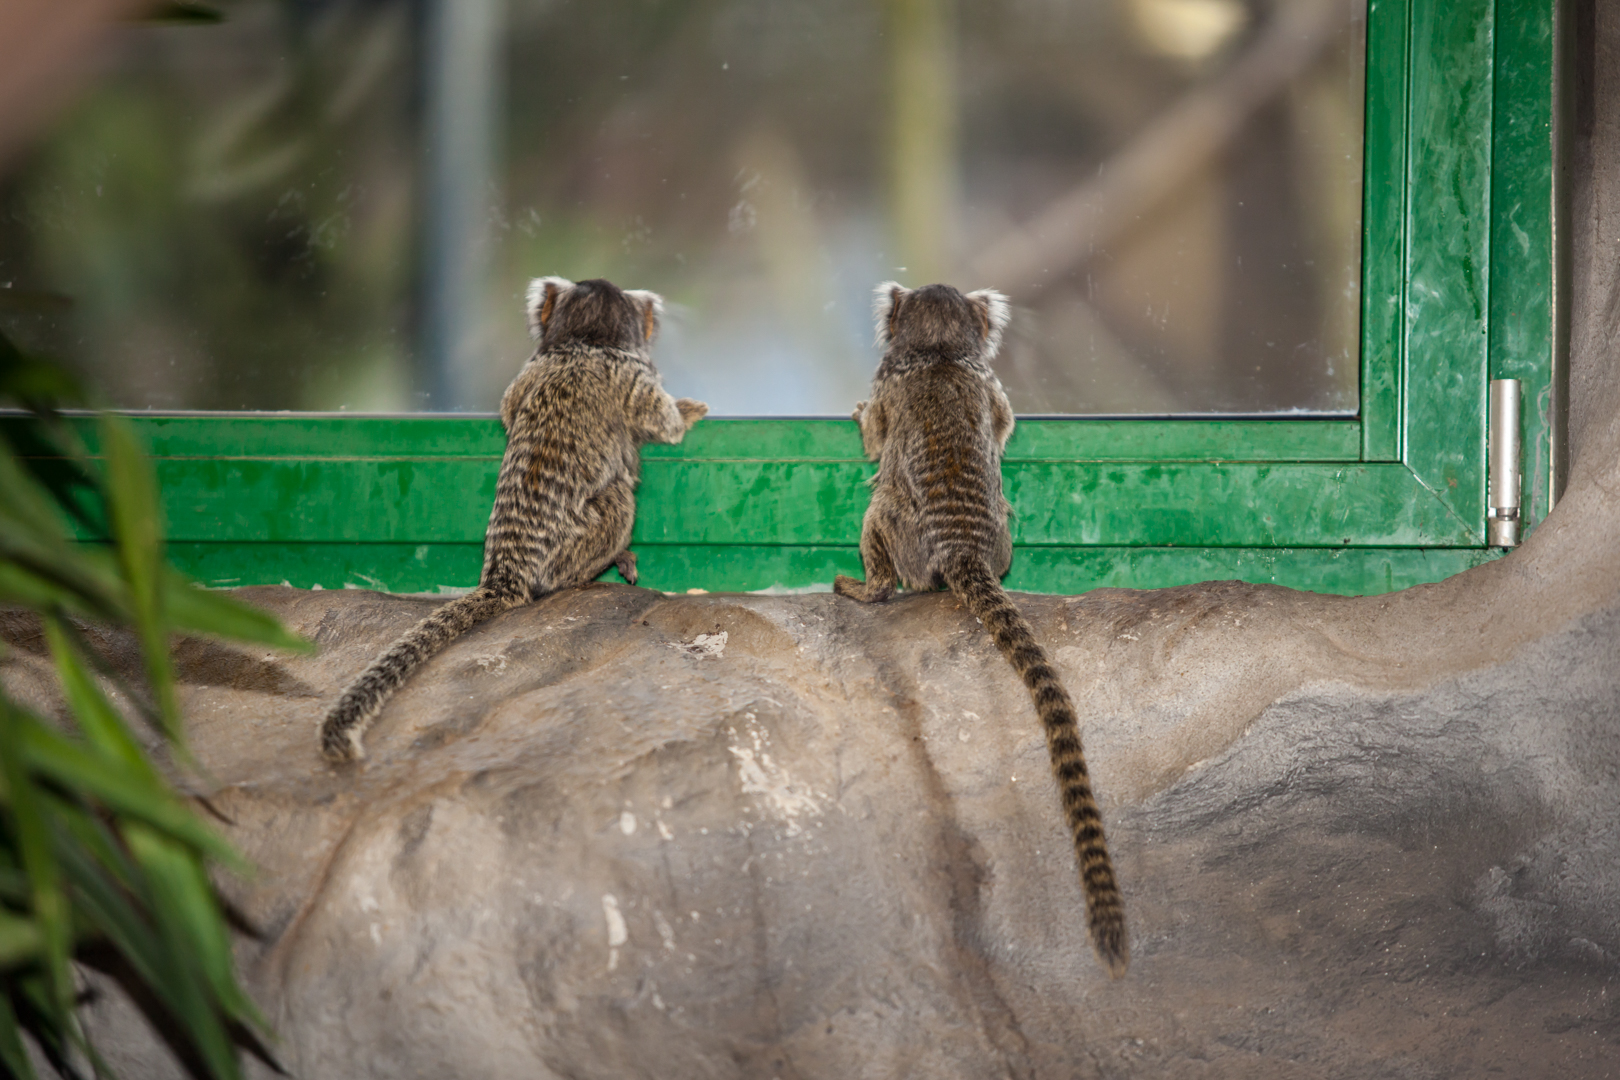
top-left (834, 282), bottom-right (1128, 977)
top-left (319, 278), bottom-right (707, 763)
top-left (940, 556), bottom-right (1129, 975)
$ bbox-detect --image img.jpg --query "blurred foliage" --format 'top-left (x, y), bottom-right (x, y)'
top-left (0, 0), bottom-right (417, 412)
top-left (141, 4), bottom-right (227, 25)
top-left (0, 330), bottom-right (310, 1079)
top-left (0, 0), bottom-right (1363, 415)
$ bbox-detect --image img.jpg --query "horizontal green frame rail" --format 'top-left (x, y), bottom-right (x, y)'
top-left (46, 415), bottom-right (1362, 463)
top-left (636, 460), bottom-right (1473, 547)
top-left (159, 541), bottom-right (1499, 599)
top-left (4, 411), bottom-right (1497, 597)
top-left (38, 423), bottom-right (1466, 548)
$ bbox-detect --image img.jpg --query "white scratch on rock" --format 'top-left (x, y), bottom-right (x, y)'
top-left (669, 631), bottom-right (728, 659)
top-left (620, 810), bottom-right (637, 836)
top-left (602, 895), bottom-right (628, 946)
top-left (727, 718), bottom-right (823, 836)
top-left (653, 909), bottom-right (676, 951)
top-left (657, 818), bottom-right (674, 840)
top-left (603, 893), bottom-right (628, 970)
top-left (474, 653), bottom-right (508, 675)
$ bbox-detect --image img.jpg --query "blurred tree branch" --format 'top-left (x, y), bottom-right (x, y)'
top-left (969, 0), bottom-right (1357, 297)
top-left (888, 0), bottom-right (958, 285)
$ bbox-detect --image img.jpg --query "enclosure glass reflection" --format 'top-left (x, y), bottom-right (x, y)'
top-left (0, 0), bottom-right (1364, 416)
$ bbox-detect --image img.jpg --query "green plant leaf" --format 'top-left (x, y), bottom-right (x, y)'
top-left (124, 828), bottom-right (242, 1080)
top-left (43, 616), bottom-right (155, 778)
top-left (0, 867), bottom-right (28, 905)
top-left (15, 716), bottom-right (242, 871)
top-left (48, 821), bottom-right (181, 1020)
top-left (45, 791), bottom-right (140, 904)
top-left (0, 911), bottom-right (44, 969)
top-left (2, 386), bottom-right (299, 1077)
top-left (0, 537), bottom-right (129, 626)
top-left (0, 990), bottom-right (39, 1080)
top-left (0, 412), bottom-right (104, 539)
top-left (163, 573), bottom-right (314, 654)
top-left (0, 327), bottom-right (82, 409)
top-left (129, 828), bottom-right (268, 1031)
top-left (13, 972), bottom-right (90, 1080)
top-left (48, 615), bottom-right (176, 745)
top-left (98, 417), bottom-right (180, 742)
top-left (0, 703), bottom-right (74, 1029)
top-left (0, 560), bottom-right (112, 618)
top-left (0, 439), bottom-right (71, 548)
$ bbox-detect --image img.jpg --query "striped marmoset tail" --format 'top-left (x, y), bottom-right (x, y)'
top-left (319, 277), bottom-right (708, 763)
top-left (833, 282), bottom-right (1128, 976)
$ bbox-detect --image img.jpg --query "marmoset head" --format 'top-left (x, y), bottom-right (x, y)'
top-left (526, 277), bottom-right (663, 352)
top-left (873, 281), bottom-right (1009, 363)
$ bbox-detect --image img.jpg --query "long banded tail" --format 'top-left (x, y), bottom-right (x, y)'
top-left (943, 554), bottom-right (1128, 976)
top-left (320, 586), bottom-right (522, 763)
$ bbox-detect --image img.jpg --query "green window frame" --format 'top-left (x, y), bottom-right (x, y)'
top-left (11, 0), bottom-right (1567, 598)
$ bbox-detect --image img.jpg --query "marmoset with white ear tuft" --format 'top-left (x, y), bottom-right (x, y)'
top-left (320, 276), bottom-right (707, 763)
top-left (835, 281), bottom-right (1128, 977)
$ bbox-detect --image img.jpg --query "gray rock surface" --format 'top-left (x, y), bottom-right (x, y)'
top-left (6, 566), bottom-right (1617, 1079)
top-left (5, 4), bottom-right (1620, 1077)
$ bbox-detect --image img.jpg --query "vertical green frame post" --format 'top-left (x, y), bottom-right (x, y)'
top-left (1488, 0), bottom-right (1562, 533)
top-left (1360, 0), bottom-right (1410, 463)
top-left (1399, 0), bottom-right (1495, 538)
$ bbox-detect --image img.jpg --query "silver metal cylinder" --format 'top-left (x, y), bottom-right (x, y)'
top-left (1488, 378), bottom-right (1522, 547)
top-left (420, 0), bottom-right (502, 411)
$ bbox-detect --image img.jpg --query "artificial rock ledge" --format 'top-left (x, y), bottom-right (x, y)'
top-left (17, 60), bottom-right (1620, 1062)
top-left (3, 559), bottom-right (1618, 1079)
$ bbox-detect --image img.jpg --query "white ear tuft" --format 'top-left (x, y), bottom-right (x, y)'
top-left (624, 289), bottom-right (665, 342)
top-left (966, 288), bottom-right (1011, 357)
top-left (872, 281), bottom-right (907, 347)
top-left (526, 277), bottom-right (574, 340)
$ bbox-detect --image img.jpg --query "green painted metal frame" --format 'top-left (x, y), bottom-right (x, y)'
top-left (6, 0), bottom-right (1563, 598)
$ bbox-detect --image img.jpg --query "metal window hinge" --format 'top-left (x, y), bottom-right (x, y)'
top-left (1487, 379), bottom-right (1522, 547)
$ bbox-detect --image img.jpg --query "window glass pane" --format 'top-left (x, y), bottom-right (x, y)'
top-left (0, 0), bottom-right (1363, 416)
